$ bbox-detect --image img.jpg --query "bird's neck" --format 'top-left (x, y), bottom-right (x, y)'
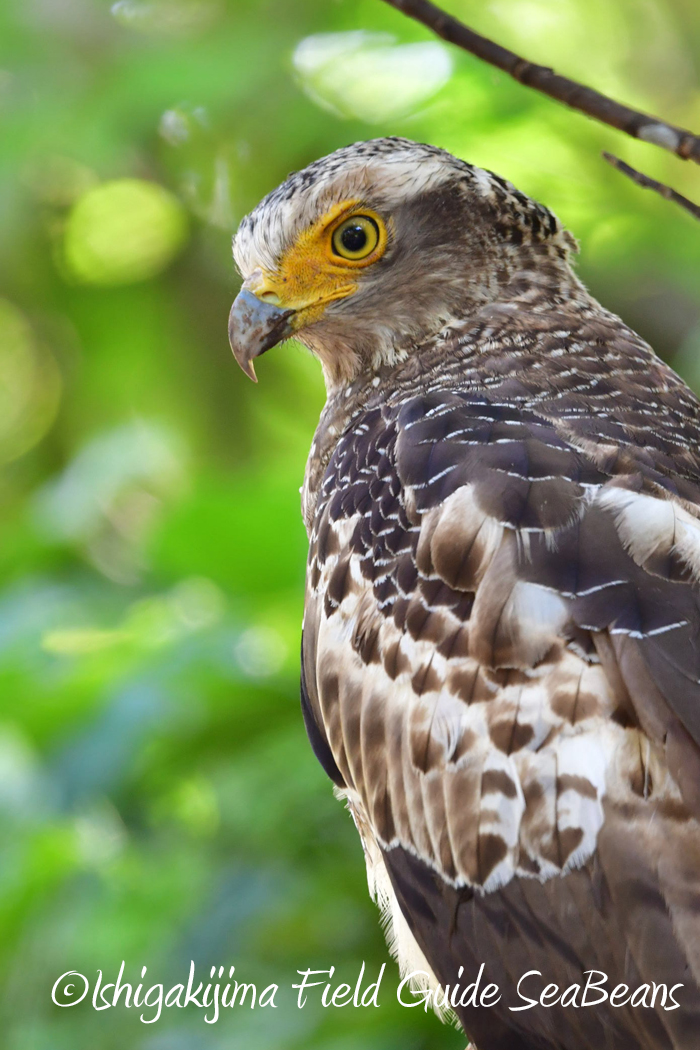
top-left (498, 248), bottom-right (592, 311)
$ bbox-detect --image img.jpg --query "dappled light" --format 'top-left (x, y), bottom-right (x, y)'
top-left (0, 299), bottom-right (62, 464)
top-left (63, 180), bottom-right (189, 286)
top-left (34, 420), bottom-right (188, 583)
top-left (293, 31), bottom-right (453, 122)
top-left (111, 0), bottom-right (222, 37)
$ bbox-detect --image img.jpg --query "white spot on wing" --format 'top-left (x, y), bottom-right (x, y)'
top-left (599, 486), bottom-right (700, 581)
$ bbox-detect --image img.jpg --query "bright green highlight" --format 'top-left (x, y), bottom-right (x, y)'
top-left (63, 179), bottom-right (188, 285)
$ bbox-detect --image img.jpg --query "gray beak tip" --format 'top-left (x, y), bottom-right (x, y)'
top-left (228, 288), bottom-right (294, 383)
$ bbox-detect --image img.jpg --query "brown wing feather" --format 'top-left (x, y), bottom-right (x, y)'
top-left (301, 322), bottom-right (700, 1049)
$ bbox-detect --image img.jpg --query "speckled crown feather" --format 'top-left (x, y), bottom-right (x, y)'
top-left (233, 137), bottom-right (575, 278)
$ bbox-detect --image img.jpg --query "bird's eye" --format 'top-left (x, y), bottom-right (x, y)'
top-left (332, 215), bottom-right (380, 260)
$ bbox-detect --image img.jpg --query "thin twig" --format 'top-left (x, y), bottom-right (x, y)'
top-left (602, 152), bottom-right (700, 221)
top-left (382, 0), bottom-right (700, 164)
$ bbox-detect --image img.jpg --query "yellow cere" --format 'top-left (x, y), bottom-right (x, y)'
top-left (246, 200), bottom-right (388, 330)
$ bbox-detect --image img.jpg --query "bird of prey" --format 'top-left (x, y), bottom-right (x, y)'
top-left (228, 138), bottom-right (700, 1050)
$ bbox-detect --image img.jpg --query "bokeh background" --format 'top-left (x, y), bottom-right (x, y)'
top-left (1, 0), bottom-right (699, 1047)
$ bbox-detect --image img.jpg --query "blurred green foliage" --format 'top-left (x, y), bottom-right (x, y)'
top-left (0, 0), bottom-right (699, 1047)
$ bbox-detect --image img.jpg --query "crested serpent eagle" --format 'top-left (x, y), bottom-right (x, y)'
top-left (227, 138), bottom-right (700, 1050)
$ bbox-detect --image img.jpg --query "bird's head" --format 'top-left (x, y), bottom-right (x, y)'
top-left (229, 137), bottom-right (575, 390)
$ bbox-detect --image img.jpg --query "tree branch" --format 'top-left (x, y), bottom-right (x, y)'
top-left (382, 0), bottom-right (700, 164)
top-left (602, 152), bottom-right (700, 221)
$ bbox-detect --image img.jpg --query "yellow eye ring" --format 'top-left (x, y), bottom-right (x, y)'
top-left (331, 215), bottom-right (380, 261)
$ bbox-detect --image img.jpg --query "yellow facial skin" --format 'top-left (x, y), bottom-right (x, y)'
top-left (243, 200), bottom-right (389, 333)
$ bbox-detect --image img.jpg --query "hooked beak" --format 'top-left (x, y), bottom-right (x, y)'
top-left (228, 289), bottom-right (295, 383)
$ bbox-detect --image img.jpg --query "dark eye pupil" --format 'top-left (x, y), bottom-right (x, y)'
top-left (341, 225), bottom-right (367, 252)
